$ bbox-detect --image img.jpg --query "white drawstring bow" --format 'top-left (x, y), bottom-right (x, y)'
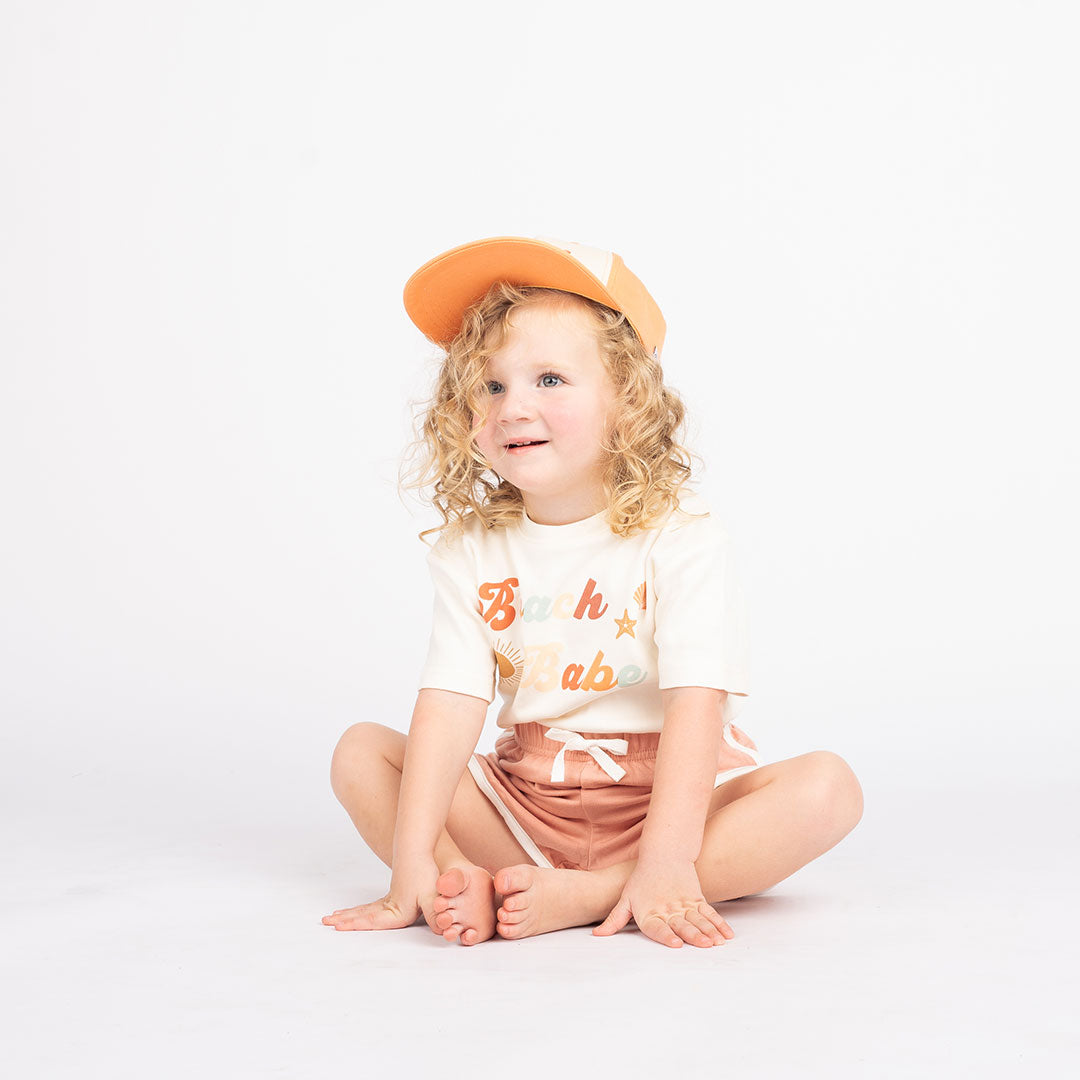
top-left (543, 729), bottom-right (629, 783)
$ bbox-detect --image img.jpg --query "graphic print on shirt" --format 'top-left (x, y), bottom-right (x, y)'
top-left (492, 640), bottom-right (523, 688)
top-left (480, 574), bottom-right (649, 693)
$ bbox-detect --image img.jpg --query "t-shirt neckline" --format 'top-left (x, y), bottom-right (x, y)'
top-left (515, 506), bottom-right (612, 545)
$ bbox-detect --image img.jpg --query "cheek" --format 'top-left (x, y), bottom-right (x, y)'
top-left (472, 413), bottom-right (497, 451)
top-left (470, 404), bottom-right (487, 433)
top-left (545, 401), bottom-right (584, 433)
top-left (552, 401), bottom-right (607, 447)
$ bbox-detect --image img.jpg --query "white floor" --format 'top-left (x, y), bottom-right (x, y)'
top-left (6, 751), bottom-right (1077, 1080)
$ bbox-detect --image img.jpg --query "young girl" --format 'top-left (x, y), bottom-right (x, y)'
top-left (323, 235), bottom-right (863, 949)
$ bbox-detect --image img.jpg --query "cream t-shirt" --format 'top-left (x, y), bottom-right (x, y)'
top-left (417, 490), bottom-right (750, 733)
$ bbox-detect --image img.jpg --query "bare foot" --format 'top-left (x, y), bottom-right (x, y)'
top-left (431, 866), bottom-right (498, 946)
top-left (493, 865), bottom-right (621, 940)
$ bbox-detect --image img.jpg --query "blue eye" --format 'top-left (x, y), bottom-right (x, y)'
top-left (484, 373), bottom-right (563, 393)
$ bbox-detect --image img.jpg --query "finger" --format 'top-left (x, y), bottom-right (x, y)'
top-left (640, 914), bottom-right (684, 949)
top-left (592, 901), bottom-right (632, 937)
top-left (701, 904), bottom-right (735, 939)
top-left (324, 899), bottom-right (391, 922)
top-left (322, 906), bottom-right (377, 928)
top-left (335, 905), bottom-right (409, 931)
top-left (332, 911), bottom-right (385, 930)
top-left (666, 913), bottom-right (712, 948)
top-left (683, 909), bottom-right (723, 946)
top-left (322, 905), bottom-right (369, 923)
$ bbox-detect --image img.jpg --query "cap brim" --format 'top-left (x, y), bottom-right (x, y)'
top-left (403, 236), bottom-right (627, 347)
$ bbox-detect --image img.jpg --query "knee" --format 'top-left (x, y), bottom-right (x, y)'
top-left (800, 751), bottom-right (864, 838)
top-left (329, 721), bottom-right (387, 799)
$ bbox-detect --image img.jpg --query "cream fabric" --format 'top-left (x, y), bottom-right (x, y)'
top-left (534, 235), bottom-right (614, 285)
top-left (418, 489), bottom-right (751, 734)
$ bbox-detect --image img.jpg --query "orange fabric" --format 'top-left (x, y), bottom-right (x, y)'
top-left (403, 236), bottom-right (666, 358)
top-left (472, 721), bottom-right (761, 872)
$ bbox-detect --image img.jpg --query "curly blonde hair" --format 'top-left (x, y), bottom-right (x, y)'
top-left (398, 282), bottom-right (702, 544)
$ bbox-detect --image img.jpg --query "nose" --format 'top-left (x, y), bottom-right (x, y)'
top-left (495, 383), bottom-right (534, 424)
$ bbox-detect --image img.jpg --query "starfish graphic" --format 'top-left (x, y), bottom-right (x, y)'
top-left (614, 608), bottom-right (637, 640)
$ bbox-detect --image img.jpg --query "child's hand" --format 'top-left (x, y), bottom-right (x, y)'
top-left (592, 858), bottom-right (735, 949)
top-left (322, 856), bottom-right (439, 933)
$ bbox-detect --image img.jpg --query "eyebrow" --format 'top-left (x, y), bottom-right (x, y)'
top-left (485, 357), bottom-right (576, 376)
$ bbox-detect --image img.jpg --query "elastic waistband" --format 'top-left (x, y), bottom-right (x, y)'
top-left (508, 721), bottom-right (662, 759)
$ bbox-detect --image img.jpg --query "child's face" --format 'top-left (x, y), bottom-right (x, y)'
top-left (473, 302), bottom-right (617, 526)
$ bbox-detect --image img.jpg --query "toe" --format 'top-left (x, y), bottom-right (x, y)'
top-left (435, 911), bottom-right (454, 930)
top-left (436, 867), bottom-right (469, 897)
top-left (442, 923), bottom-right (463, 941)
top-left (494, 864), bottom-right (535, 895)
top-left (498, 907), bottom-right (525, 924)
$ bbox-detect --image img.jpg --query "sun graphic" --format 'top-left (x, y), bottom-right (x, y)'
top-left (493, 641), bottom-right (523, 688)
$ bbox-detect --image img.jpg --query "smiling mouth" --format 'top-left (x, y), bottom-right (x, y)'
top-left (505, 440), bottom-right (549, 450)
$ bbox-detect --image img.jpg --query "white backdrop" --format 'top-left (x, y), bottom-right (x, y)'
top-left (2, 2), bottom-right (1077, 1076)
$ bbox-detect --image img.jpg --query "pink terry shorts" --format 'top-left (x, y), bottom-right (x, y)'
top-left (466, 720), bottom-right (764, 872)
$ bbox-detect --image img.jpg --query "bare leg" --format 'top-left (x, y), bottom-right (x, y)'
top-left (493, 750), bottom-right (864, 942)
top-left (328, 721), bottom-right (533, 945)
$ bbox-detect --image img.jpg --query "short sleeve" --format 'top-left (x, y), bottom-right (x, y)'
top-left (417, 531), bottom-right (497, 703)
top-left (651, 513), bottom-right (751, 696)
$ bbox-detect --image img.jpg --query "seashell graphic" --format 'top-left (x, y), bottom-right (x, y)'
top-left (634, 583), bottom-right (647, 611)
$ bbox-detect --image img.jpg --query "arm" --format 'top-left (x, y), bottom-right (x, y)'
top-left (323, 688), bottom-right (486, 932)
top-left (593, 687), bottom-right (736, 948)
top-left (637, 686), bottom-right (725, 865)
top-left (393, 688), bottom-right (487, 865)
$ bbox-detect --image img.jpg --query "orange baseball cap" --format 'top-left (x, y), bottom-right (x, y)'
top-left (402, 235), bottom-right (667, 359)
